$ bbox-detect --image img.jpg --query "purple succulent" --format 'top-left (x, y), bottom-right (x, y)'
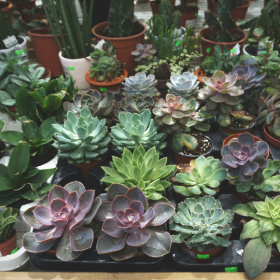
top-left (96, 184), bottom-right (175, 261)
top-left (229, 65), bottom-right (266, 91)
top-left (22, 182), bottom-right (102, 261)
top-left (131, 44), bottom-right (157, 62)
top-left (221, 133), bottom-right (269, 182)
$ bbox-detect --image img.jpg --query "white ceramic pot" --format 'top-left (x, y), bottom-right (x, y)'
top-left (0, 111), bottom-right (21, 132)
top-left (59, 50), bottom-right (95, 90)
top-left (243, 44), bottom-right (257, 65)
top-left (0, 36), bottom-right (28, 59)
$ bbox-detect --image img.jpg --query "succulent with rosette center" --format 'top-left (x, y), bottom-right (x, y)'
top-left (131, 44), bottom-right (158, 66)
top-left (221, 133), bottom-right (269, 183)
top-left (22, 182), bottom-right (102, 261)
top-left (96, 184), bottom-right (174, 261)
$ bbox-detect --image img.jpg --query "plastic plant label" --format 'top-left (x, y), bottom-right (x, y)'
top-left (228, 133), bottom-right (232, 136)
top-left (69, 67), bottom-right (75, 70)
top-left (262, 51), bottom-right (267, 55)
top-left (230, 48), bottom-right (235, 54)
top-left (3, 35), bottom-right (18, 48)
top-left (95, 39), bottom-right (106, 50)
top-left (24, 49), bottom-right (27, 53)
top-left (11, 247), bottom-right (18, 255)
top-left (197, 254), bottom-right (209, 259)
top-left (16, 50), bottom-right (22, 56)
top-left (195, 13), bottom-right (197, 17)
top-left (225, 267), bottom-right (238, 272)
top-left (258, 40), bottom-right (274, 55)
top-left (100, 87), bottom-right (107, 92)
top-left (230, 43), bottom-right (240, 56)
top-left (202, 84), bottom-right (206, 87)
top-left (206, 48), bottom-right (211, 53)
top-left (175, 40), bottom-right (181, 47)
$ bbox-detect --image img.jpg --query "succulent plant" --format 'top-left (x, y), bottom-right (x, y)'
top-left (131, 44), bottom-right (158, 66)
top-left (52, 107), bottom-right (110, 164)
top-left (0, 207), bottom-right (18, 245)
top-left (167, 72), bottom-right (200, 99)
top-left (257, 91), bottom-right (280, 137)
top-left (221, 133), bottom-right (269, 183)
top-left (122, 73), bottom-right (160, 98)
top-left (171, 196), bottom-right (233, 251)
top-left (110, 109), bottom-right (167, 154)
top-left (0, 142), bottom-right (56, 207)
top-left (101, 145), bottom-right (175, 201)
top-left (232, 196), bottom-right (280, 279)
top-left (96, 185), bottom-right (174, 261)
top-left (171, 156), bottom-right (227, 197)
top-left (22, 182), bottom-right (102, 261)
top-left (236, 160), bottom-right (280, 199)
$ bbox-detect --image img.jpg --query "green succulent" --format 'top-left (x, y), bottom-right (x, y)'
top-left (233, 196), bottom-right (280, 279)
top-left (171, 195), bottom-right (233, 251)
top-left (0, 207), bottom-right (18, 244)
top-left (52, 107), bottom-right (110, 164)
top-left (0, 142), bottom-right (56, 207)
top-left (171, 156), bottom-right (227, 198)
top-left (101, 145), bottom-right (176, 201)
top-left (110, 109), bottom-right (167, 154)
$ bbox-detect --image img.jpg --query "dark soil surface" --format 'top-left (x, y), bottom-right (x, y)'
top-left (245, 44), bottom-right (258, 56)
top-left (228, 113), bottom-right (255, 129)
top-left (203, 33), bottom-right (242, 43)
top-left (176, 5), bottom-right (198, 13)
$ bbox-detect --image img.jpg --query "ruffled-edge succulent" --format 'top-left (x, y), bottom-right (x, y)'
top-left (22, 182), bottom-right (102, 261)
top-left (171, 156), bottom-right (227, 197)
top-left (171, 196), bottom-right (233, 251)
top-left (96, 185), bottom-right (174, 261)
top-left (131, 44), bottom-right (158, 66)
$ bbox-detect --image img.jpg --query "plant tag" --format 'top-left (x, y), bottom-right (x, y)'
top-left (11, 247), bottom-right (18, 254)
top-left (195, 13), bottom-right (197, 17)
top-left (15, 49), bottom-right (23, 56)
top-left (225, 267), bottom-right (238, 272)
top-left (206, 48), bottom-right (211, 53)
top-left (100, 87), bottom-right (107, 92)
top-left (262, 51), bottom-right (267, 55)
top-left (175, 40), bottom-right (181, 46)
top-left (258, 40), bottom-right (274, 54)
top-left (3, 35), bottom-right (18, 48)
top-left (68, 67), bottom-right (75, 70)
top-left (227, 133), bottom-right (232, 136)
top-left (197, 254), bottom-right (209, 259)
top-left (230, 43), bottom-right (240, 56)
top-left (95, 39), bottom-right (106, 50)
top-left (202, 84), bottom-right (206, 87)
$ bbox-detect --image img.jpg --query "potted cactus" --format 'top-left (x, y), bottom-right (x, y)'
top-left (232, 196), bottom-right (280, 279)
top-left (149, 0), bottom-right (176, 15)
top-left (0, 207), bottom-right (18, 257)
top-left (86, 41), bottom-right (128, 92)
top-left (101, 145), bottom-right (175, 202)
top-left (96, 185), bottom-right (174, 260)
top-left (52, 107), bottom-right (110, 182)
top-left (152, 93), bottom-right (212, 164)
top-left (92, 0), bottom-right (146, 76)
top-left (170, 156), bottom-right (227, 201)
top-left (177, 1), bottom-right (199, 28)
top-left (171, 195), bottom-right (234, 263)
top-left (22, 182), bottom-right (102, 261)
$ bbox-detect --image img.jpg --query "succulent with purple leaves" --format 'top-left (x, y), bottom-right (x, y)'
top-left (221, 133), bottom-right (269, 183)
top-left (96, 185), bottom-right (174, 261)
top-left (22, 182), bottom-right (102, 261)
top-left (131, 44), bottom-right (158, 66)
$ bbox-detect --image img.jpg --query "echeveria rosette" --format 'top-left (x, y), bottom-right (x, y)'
top-left (221, 133), bottom-right (269, 183)
top-left (96, 185), bottom-right (174, 261)
top-left (22, 182), bottom-right (102, 261)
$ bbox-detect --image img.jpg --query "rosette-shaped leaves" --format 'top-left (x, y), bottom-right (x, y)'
top-left (22, 182), bottom-right (102, 261)
top-left (222, 133), bottom-right (269, 183)
top-left (52, 107), bottom-right (110, 164)
top-left (167, 72), bottom-right (200, 99)
top-left (110, 109), bottom-right (167, 154)
top-left (232, 196), bottom-right (280, 279)
top-left (101, 145), bottom-right (175, 201)
top-left (96, 185), bottom-right (174, 261)
top-left (122, 72), bottom-right (160, 98)
top-left (171, 196), bottom-right (233, 251)
top-left (131, 44), bottom-right (157, 65)
top-left (171, 156), bottom-right (227, 197)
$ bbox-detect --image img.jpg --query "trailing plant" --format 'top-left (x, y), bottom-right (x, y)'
top-left (101, 145), bottom-right (175, 201)
top-left (171, 156), bottom-right (227, 197)
top-left (0, 207), bottom-right (18, 244)
top-left (52, 107), bottom-right (110, 164)
top-left (171, 195), bottom-right (233, 251)
top-left (0, 142), bottom-right (56, 206)
top-left (22, 182), bottom-right (102, 261)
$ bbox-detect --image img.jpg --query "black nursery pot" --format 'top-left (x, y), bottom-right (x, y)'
top-left (30, 147), bottom-right (58, 167)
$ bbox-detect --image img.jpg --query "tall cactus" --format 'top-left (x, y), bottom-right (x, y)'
top-left (159, 0), bottom-right (181, 29)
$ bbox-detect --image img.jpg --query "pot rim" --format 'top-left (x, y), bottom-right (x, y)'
top-left (169, 134), bottom-right (213, 158)
top-left (263, 123), bottom-right (280, 145)
top-left (214, 0), bottom-right (251, 8)
top-left (0, 1), bottom-right (12, 10)
top-left (220, 114), bottom-right (257, 132)
top-left (181, 242), bottom-right (224, 252)
top-left (58, 49), bottom-right (93, 62)
top-left (28, 28), bottom-right (61, 38)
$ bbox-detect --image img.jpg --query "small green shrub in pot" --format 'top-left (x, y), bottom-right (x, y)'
top-left (0, 207), bottom-right (18, 246)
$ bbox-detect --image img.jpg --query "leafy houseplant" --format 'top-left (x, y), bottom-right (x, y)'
top-left (22, 182), bottom-right (102, 261)
top-left (232, 196), bottom-right (280, 279)
top-left (101, 145), bottom-right (175, 202)
top-left (96, 185), bottom-right (174, 261)
top-left (0, 142), bottom-right (56, 207)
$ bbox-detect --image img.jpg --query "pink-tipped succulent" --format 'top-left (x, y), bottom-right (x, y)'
top-left (22, 182), bottom-right (102, 261)
top-left (96, 184), bottom-right (174, 261)
top-left (131, 44), bottom-right (157, 65)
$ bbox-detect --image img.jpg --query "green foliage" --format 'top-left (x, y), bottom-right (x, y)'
top-left (159, 0), bottom-right (181, 29)
top-left (101, 145), bottom-right (175, 201)
top-left (0, 142), bottom-right (56, 206)
top-left (0, 207), bottom-right (18, 244)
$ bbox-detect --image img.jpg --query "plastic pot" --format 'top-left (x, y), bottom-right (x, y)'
top-left (0, 1), bottom-right (13, 22)
top-left (181, 8), bottom-right (199, 28)
top-left (0, 229), bottom-right (17, 257)
top-left (85, 69), bottom-right (128, 92)
top-left (170, 135), bottom-right (213, 164)
top-left (194, 67), bottom-right (207, 88)
top-left (28, 28), bottom-right (64, 77)
top-left (243, 44), bottom-right (257, 65)
top-left (198, 27), bottom-right (247, 59)
top-left (72, 154), bottom-right (108, 182)
top-left (30, 147), bottom-right (58, 167)
top-left (92, 21), bottom-right (146, 76)
top-left (263, 124), bottom-right (280, 148)
top-left (0, 36), bottom-right (28, 58)
top-left (149, 0), bottom-right (176, 15)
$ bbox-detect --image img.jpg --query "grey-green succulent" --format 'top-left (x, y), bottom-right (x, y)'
top-left (171, 195), bottom-right (233, 251)
top-left (52, 107), bottom-right (110, 164)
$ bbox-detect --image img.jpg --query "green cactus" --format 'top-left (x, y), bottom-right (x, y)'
top-left (159, 0), bottom-right (181, 29)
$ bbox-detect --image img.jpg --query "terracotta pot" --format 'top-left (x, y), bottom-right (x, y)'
top-left (85, 69), bottom-right (128, 91)
top-left (198, 27), bottom-right (247, 59)
top-left (149, 0), bottom-right (176, 15)
top-left (72, 154), bottom-right (108, 182)
top-left (28, 28), bottom-right (64, 77)
top-left (47, 249), bottom-right (56, 255)
top-left (0, 1), bottom-right (13, 22)
top-left (233, 187), bottom-right (254, 203)
top-left (181, 8), bottom-right (199, 28)
top-left (44, 68), bottom-right (51, 79)
top-left (92, 21), bottom-right (146, 76)
top-left (263, 124), bottom-right (280, 148)
top-left (181, 243), bottom-right (223, 263)
top-left (0, 230), bottom-right (17, 257)
top-left (194, 67), bottom-right (207, 88)
top-left (7, 105), bottom-right (16, 120)
top-left (272, 247), bottom-right (280, 257)
top-left (170, 136), bottom-right (213, 164)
